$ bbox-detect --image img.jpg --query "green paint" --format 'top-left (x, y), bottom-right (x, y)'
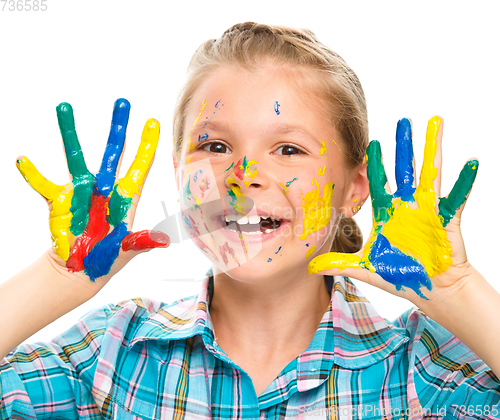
top-left (366, 141), bottom-right (393, 223)
top-left (438, 159), bottom-right (478, 227)
top-left (285, 178), bottom-right (298, 187)
top-left (242, 156), bottom-right (248, 169)
top-left (182, 175), bottom-right (198, 208)
top-left (108, 184), bottom-right (132, 226)
top-left (56, 102), bottom-right (94, 236)
top-left (224, 162), bottom-right (235, 172)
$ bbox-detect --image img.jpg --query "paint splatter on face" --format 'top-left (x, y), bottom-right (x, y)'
top-left (300, 179), bottom-right (335, 241)
top-left (279, 178), bottom-right (298, 194)
top-left (16, 99), bottom-right (166, 281)
top-left (274, 101), bottom-right (280, 115)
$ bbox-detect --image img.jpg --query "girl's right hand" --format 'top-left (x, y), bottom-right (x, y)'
top-left (16, 99), bottom-right (169, 293)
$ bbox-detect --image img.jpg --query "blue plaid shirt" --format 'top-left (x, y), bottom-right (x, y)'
top-left (1, 273), bottom-right (499, 419)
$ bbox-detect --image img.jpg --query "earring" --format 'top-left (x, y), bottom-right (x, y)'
top-left (352, 204), bottom-right (362, 214)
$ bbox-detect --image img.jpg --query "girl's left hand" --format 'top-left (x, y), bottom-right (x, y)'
top-left (309, 116), bottom-right (479, 307)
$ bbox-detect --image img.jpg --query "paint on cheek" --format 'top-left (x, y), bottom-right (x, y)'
top-left (268, 258), bottom-right (272, 262)
top-left (275, 246), bottom-right (282, 254)
top-left (182, 214), bottom-right (200, 235)
top-left (305, 245), bottom-right (316, 259)
top-left (186, 156), bottom-right (193, 164)
top-left (199, 177), bottom-right (211, 195)
top-left (300, 180), bottom-right (335, 240)
top-left (318, 166), bottom-right (326, 177)
top-left (320, 141), bottom-right (327, 156)
top-left (67, 194), bottom-right (111, 272)
top-left (219, 242), bottom-right (239, 266)
top-left (225, 162), bottom-right (235, 172)
top-left (274, 101), bottom-right (280, 115)
top-left (83, 221), bottom-right (130, 281)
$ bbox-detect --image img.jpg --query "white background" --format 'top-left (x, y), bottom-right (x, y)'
top-left (0, 1), bottom-right (499, 343)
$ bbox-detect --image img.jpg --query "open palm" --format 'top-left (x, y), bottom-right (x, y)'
top-left (309, 117), bottom-right (478, 303)
top-left (17, 99), bottom-right (168, 282)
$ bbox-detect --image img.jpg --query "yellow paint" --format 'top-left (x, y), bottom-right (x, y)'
top-left (17, 157), bottom-right (73, 261)
top-left (353, 198), bottom-right (359, 203)
top-left (318, 165), bottom-right (326, 177)
top-left (305, 245), bottom-right (316, 259)
top-left (308, 251), bottom-right (361, 273)
top-left (186, 156), bottom-right (193, 164)
top-left (194, 194), bottom-right (202, 207)
top-left (242, 159), bottom-right (259, 187)
top-left (331, 137), bottom-right (342, 154)
top-left (279, 182), bottom-right (288, 194)
top-left (188, 100), bottom-right (207, 152)
top-left (300, 180), bottom-right (334, 240)
top-left (119, 118), bottom-right (160, 198)
top-left (382, 117), bottom-right (452, 277)
top-left (320, 140), bottom-right (327, 156)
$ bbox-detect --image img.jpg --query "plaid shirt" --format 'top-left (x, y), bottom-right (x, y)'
top-left (1, 273), bottom-right (499, 420)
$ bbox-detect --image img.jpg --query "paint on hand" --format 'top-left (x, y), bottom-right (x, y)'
top-left (122, 230), bottom-right (170, 251)
top-left (300, 180), bottom-right (334, 240)
top-left (83, 221), bottom-right (130, 281)
top-left (438, 159), bottom-right (478, 227)
top-left (274, 101), bottom-right (280, 115)
top-left (393, 118), bottom-right (416, 202)
top-left (57, 103), bottom-right (95, 236)
top-left (16, 156), bottom-right (74, 260)
top-left (67, 194), bottom-right (111, 272)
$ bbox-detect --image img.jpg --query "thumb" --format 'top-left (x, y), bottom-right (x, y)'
top-left (121, 230), bottom-right (170, 259)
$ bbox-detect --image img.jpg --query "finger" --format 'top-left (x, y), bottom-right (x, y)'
top-left (122, 230), bottom-right (170, 252)
top-left (118, 118), bottom-right (160, 198)
top-left (95, 99), bottom-right (131, 197)
top-left (308, 252), bottom-right (362, 274)
top-left (416, 116), bottom-right (441, 207)
top-left (16, 156), bottom-right (62, 201)
top-left (56, 102), bottom-right (91, 179)
top-left (366, 141), bottom-right (393, 223)
top-left (438, 159), bottom-right (479, 227)
top-left (394, 118), bottom-right (416, 201)
top-left (56, 102), bottom-right (95, 236)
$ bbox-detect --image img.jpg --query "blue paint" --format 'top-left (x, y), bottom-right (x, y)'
top-left (215, 100), bottom-right (222, 109)
top-left (83, 221), bottom-right (130, 281)
top-left (393, 118), bottom-right (416, 201)
top-left (367, 233), bottom-right (431, 299)
top-left (275, 246), bottom-right (282, 254)
top-left (306, 243), bottom-right (310, 247)
top-left (96, 98), bottom-right (130, 197)
top-left (267, 258), bottom-right (272, 262)
top-left (274, 101), bottom-right (280, 115)
top-left (198, 133), bottom-right (209, 142)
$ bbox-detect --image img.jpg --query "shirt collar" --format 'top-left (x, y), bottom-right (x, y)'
top-left (129, 271), bottom-right (408, 386)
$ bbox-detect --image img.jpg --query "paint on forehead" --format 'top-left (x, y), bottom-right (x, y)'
top-left (320, 141), bottom-right (327, 156)
top-left (318, 166), bottom-right (326, 177)
top-left (274, 101), bottom-right (280, 115)
top-left (202, 100), bottom-right (223, 129)
top-left (300, 180), bottom-right (335, 240)
top-left (188, 100), bottom-right (208, 152)
top-left (198, 133), bottom-right (209, 142)
top-left (305, 245), bottom-right (316, 259)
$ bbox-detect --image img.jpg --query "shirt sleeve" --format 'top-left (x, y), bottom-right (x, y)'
top-left (0, 303), bottom-right (119, 420)
top-left (396, 307), bottom-right (500, 419)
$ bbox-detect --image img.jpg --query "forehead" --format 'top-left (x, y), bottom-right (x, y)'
top-left (183, 64), bottom-right (336, 137)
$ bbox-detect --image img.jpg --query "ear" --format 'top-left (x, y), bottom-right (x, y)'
top-left (340, 163), bottom-right (369, 218)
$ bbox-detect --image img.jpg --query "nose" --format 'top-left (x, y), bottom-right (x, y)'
top-left (224, 157), bottom-right (265, 190)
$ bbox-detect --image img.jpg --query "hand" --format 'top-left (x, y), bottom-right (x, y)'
top-left (16, 99), bottom-right (169, 284)
top-left (309, 116), bottom-right (478, 305)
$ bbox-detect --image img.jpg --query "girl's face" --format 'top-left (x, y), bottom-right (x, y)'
top-left (175, 64), bottom-right (367, 283)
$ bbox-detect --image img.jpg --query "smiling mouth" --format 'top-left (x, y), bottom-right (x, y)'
top-left (221, 214), bottom-right (282, 235)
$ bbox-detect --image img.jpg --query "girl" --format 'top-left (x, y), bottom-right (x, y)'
top-left (1, 22), bottom-right (499, 419)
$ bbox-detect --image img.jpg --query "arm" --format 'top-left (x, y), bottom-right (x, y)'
top-left (0, 99), bottom-right (168, 360)
top-left (309, 116), bottom-right (500, 378)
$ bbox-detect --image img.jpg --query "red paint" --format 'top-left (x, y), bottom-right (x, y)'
top-left (234, 158), bottom-right (244, 180)
top-left (219, 241), bottom-right (238, 266)
top-left (67, 194), bottom-right (110, 272)
top-left (122, 230), bottom-right (170, 251)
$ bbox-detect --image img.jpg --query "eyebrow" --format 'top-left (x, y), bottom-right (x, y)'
top-left (192, 120), bottom-right (322, 144)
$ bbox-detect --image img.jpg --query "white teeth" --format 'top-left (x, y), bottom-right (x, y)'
top-left (264, 228), bottom-right (274, 233)
top-left (238, 215), bottom-right (249, 224)
top-left (248, 215), bottom-right (261, 225)
top-left (224, 214), bottom-right (239, 223)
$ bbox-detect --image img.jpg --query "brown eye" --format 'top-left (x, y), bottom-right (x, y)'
top-left (276, 145), bottom-right (303, 156)
top-left (202, 142), bottom-right (231, 154)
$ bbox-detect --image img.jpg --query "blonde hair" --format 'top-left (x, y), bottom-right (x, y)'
top-left (173, 22), bottom-right (368, 253)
